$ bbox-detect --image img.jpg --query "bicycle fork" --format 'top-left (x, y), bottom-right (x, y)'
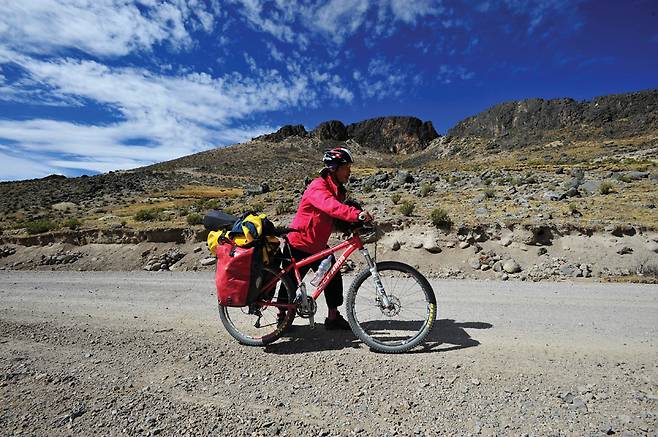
top-left (360, 248), bottom-right (393, 309)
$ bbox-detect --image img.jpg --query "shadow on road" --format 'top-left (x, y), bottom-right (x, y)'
top-left (413, 319), bottom-right (493, 354)
top-left (263, 318), bottom-right (493, 355)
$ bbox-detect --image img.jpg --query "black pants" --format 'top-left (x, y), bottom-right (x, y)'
top-left (279, 246), bottom-right (343, 309)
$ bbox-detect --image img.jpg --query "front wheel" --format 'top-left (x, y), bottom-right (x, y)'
top-left (346, 261), bottom-right (436, 353)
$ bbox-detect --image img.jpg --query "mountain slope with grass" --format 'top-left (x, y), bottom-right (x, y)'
top-left (1, 89), bottom-right (656, 282)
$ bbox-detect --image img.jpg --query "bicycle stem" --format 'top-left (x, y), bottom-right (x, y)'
top-left (360, 248), bottom-right (392, 308)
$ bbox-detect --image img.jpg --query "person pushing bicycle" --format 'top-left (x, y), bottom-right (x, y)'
top-left (282, 146), bottom-right (373, 330)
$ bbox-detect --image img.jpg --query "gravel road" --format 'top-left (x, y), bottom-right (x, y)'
top-left (1, 271), bottom-right (657, 436)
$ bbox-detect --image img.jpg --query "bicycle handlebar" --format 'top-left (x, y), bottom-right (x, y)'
top-left (273, 227), bottom-right (299, 236)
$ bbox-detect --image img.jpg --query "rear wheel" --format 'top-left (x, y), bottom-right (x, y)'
top-left (218, 267), bottom-right (296, 346)
top-left (346, 261), bottom-right (436, 353)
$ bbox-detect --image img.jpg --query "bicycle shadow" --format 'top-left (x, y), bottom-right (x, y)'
top-left (413, 319), bottom-right (493, 354)
top-left (262, 318), bottom-right (492, 355)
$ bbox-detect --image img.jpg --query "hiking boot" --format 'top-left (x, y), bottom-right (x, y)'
top-left (324, 314), bottom-right (351, 331)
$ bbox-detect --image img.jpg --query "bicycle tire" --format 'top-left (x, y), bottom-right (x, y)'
top-left (218, 267), bottom-right (296, 346)
top-left (346, 261), bottom-right (436, 353)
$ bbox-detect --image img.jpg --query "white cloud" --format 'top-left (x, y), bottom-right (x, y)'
top-left (230, 0), bottom-right (307, 47)
top-left (0, 46), bottom-right (357, 179)
top-left (437, 64), bottom-right (474, 84)
top-left (0, 150), bottom-right (56, 181)
top-left (313, 0), bottom-right (370, 44)
top-left (231, 0), bottom-right (446, 48)
top-left (387, 0), bottom-right (443, 24)
top-left (0, 0), bottom-right (219, 57)
top-left (326, 76), bottom-right (354, 103)
top-left (266, 41), bottom-right (285, 62)
top-left (360, 57), bottom-right (408, 100)
top-left (491, 0), bottom-right (582, 34)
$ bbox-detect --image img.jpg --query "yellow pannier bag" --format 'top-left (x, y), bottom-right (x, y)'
top-left (207, 213), bottom-right (280, 266)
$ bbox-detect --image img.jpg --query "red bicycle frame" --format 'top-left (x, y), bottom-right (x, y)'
top-left (258, 233), bottom-right (365, 310)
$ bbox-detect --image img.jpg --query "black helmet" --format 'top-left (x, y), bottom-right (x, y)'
top-left (322, 147), bottom-right (353, 168)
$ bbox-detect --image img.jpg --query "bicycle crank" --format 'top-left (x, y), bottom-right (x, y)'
top-left (296, 299), bottom-right (317, 319)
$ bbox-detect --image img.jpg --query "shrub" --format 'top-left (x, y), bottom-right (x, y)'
top-left (599, 181), bottom-right (615, 195)
top-left (275, 200), bottom-right (295, 215)
top-left (62, 218), bottom-right (81, 230)
top-left (399, 200), bottom-right (415, 216)
top-left (390, 193), bottom-right (401, 205)
top-left (204, 199), bottom-right (221, 210)
top-left (133, 208), bottom-right (162, 222)
top-left (430, 208), bottom-right (452, 228)
top-left (249, 202), bottom-right (265, 213)
top-left (362, 183), bottom-right (373, 193)
top-left (186, 213), bottom-right (203, 225)
top-left (26, 219), bottom-right (58, 234)
top-left (567, 203), bottom-right (580, 216)
top-left (419, 182), bottom-right (434, 197)
top-left (634, 256), bottom-right (658, 277)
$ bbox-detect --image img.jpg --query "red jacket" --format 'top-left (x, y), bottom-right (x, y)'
top-left (288, 175), bottom-right (361, 254)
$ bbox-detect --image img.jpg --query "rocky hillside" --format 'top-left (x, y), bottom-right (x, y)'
top-left (448, 88), bottom-right (658, 147)
top-left (255, 115), bottom-right (438, 153)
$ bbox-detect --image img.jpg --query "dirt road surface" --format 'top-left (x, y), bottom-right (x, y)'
top-left (1, 271), bottom-right (657, 436)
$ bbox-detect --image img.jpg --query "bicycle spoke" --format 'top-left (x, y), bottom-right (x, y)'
top-left (348, 262), bottom-right (436, 352)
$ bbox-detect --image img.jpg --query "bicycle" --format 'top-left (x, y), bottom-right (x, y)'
top-left (218, 223), bottom-right (437, 353)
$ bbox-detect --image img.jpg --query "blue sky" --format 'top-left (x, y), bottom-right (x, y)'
top-left (0, 0), bottom-right (656, 181)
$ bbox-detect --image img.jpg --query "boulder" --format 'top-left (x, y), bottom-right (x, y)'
top-left (542, 191), bottom-right (560, 201)
top-left (615, 244), bottom-right (633, 255)
top-left (468, 258), bottom-right (481, 270)
top-left (609, 225), bottom-right (636, 237)
top-left (621, 171), bottom-right (649, 181)
top-left (51, 201), bottom-right (78, 211)
top-left (579, 180), bottom-right (601, 194)
top-left (647, 241), bottom-right (658, 253)
top-left (386, 238), bottom-right (401, 251)
top-left (423, 231), bottom-right (441, 253)
top-left (570, 168), bottom-right (585, 180)
top-left (200, 257), bottom-right (216, 266)
top-left (559, 187), bottom-right (580, 199)
top-left (502, 259), bottom-right (521, 273)
top-left (397, 171), bottom-right (414, 184)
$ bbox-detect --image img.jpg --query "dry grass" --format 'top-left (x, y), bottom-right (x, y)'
top-left (170, 185), bottom-right (243, 198)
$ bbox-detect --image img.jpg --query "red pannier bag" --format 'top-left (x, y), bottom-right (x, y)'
top-left (215, 242), bottom-right (263, 307)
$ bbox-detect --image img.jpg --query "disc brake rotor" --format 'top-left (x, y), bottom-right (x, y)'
top-left (380, 295), bottom-right (401, 317)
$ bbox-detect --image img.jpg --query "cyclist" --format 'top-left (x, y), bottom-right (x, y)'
top-left (281, 146), bottom-right (373, 330)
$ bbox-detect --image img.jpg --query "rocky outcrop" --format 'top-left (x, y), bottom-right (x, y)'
top-left (253, 124), bottom-right (308, 142)
top-left (255, 117), bottom-right (439, 153)
top-left (346, 116), bottom-right (439, 153)
top-left (448, 88), bottom-right (658, 145)
top-left (311, 120), bottom-right (348, 141)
